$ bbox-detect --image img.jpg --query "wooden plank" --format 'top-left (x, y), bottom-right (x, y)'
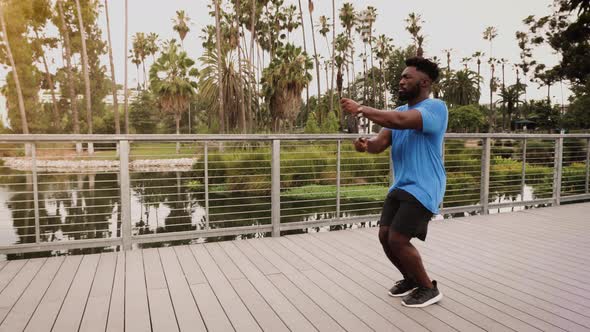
top-left (430, 224), bottom-right (590, 299)
top-left (105, 251), bottom-right (125, 332)
top-left (279, 234), bottom-right (456, 332)
top-left (189, 283), bottom-right (234, 332)
top-left (0, 257), bottom-right (63, 332)
top-left (273, 238), bottom-right (377, 332)
top-left (349, 229), bottom-right (573, 332)
top-left (190, 244), bottom-right (261, 332)
top-left (260, 237), bottom-right (311, 271)
top-left (24, 255), bottom-right (82, 332)
top-left (206, 242), bottom-right (288, 332)
top-left (250, 238), bottom-right (421, 331)
top-left (310, 231), bottom-right (510, 332)
top-left (0, 258), bottom-right (46, 322)
top-left (219, 241), bottom-right (317, 332)
top-left (158, 247), bottom-right (206, 332)
top-left (143, 248), bottom-right (179, 332)
top-left (174, 245), bottom-right (206, 285)
top-left (428, 226), bottom-right (590, 308)
top-left (204, 243), bottom-right (245, 280)
top-left (232, 240), bottom-right (280, 275)
top-left (79, 253), bottom-right (117, 332)
top-left (124, 250), bottom-right (151, 332)
top-left (266, 273), bottom-right (345, 332)
top-left (230, 278), bottom-right (290, 332)
top-left (0, 260), bottom-right (26, 294)
top-left (411, 235), bottom-right (590, 329)
top-left (52, 254), bottom-right (100, 332)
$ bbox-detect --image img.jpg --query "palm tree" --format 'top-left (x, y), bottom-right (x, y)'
top-left (0, 4), bottom-right (28, 137)
top-left (497, 84), bottom-right (525, 129)
top-left (318, 15), bottom-right (331, 107)
top-left (483, 26), bottom-right (498, 58)
top-left (330, 0), bottom-right (336, 120)
top-left (472, 51), bottom-right (485, 96)
top-left (296, 0), bottom-right (310, 112)
top-left (199, 48), bottom-right (255, 132)
top-left (308, 0), bottom-right (322, 124)
top-left (261, 44), bottom-right (312, 132)
top-left (129, 49), bottom-right (142, 89)
top-left (405, 12), bottom-right (424, 57)
top-left (339, 3), bottom-right (356, 97)
top-left (146, 33), bottom-right (159, 64)
top-left (75, 0), bottom-right (93, 154)
top-left (104, 0), bottom-right (120, 135)
top-left (32, 29), bottom-right (60, 129)
top-left (375, 34), bottom-right (393, 107)
top-left (441, 69), bottom-right (481, 107)
top-left (487, 57), bottom-right (499, 130)
top-left (234, 0), bottom-right (246, 133)
top-left (132, 32), bottom-right (149, 89)
top-left (172, 10), bottom-right (190, 47)
top-left (364, 6), bottom-right (377, 106)
top-left (124, 0), bottom-right (129, 134)
top-left (149, 40), bottom-right (198, 153)
top-left (57, 0), bottom-right (81, 152)
top-left (461, 56), bottom-right (471, 70)
top-left (214, 0), bottom-right (225, 133)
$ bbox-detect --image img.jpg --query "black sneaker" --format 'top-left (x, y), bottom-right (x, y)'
top-left (388, 279), bottom-right (418, 297)
top-left (401, 280), bottom-right (443, 308)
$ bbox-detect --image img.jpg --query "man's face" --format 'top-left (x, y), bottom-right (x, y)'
top-left (398, 67), bottom-right (429, 102)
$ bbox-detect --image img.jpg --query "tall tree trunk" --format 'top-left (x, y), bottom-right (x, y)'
top-left (104, 0), bottom-right (120, 135)
top-left (297, 0), bottom-right (309, 112)
top-left (57, 0), bottom-right (81, 153)
top-left (369, 33), bottom-right (377, 107)
top-left (34, 30), bottom-right (60, 129)
top-left (308, 1), bottom-right (321, 125)
top-left (142, 60), bottom-right (147, 89)
top-left (124, 0), bottom-right (129, 134)
top-left (330, 0), bottom-right (336, 118)
top-left (214, 0), bottom-right (226, 133)
top-left (249, 0), bottom-right (256, 132)
top-left (0, 5), bottom-right (28, 136)
top-left (235, 0), bottom-right (246, 133)
top-left (75, 0), bottom-right (93, 154)
top-left (175, 114), bottom-right (180, 154)
top-left (489, 64), bottom-right (495, 132)
top-left (349, 30), bottom-right (356, 98)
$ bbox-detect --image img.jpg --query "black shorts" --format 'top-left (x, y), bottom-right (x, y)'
top-left (378, 189), bottom-right (433, 241)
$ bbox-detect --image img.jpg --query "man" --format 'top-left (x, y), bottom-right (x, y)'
top-left (340, 57), bottom-right (447, 308)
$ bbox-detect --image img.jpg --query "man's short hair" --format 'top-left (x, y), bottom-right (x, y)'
top-left (405, 57), bottom-right (440, 82)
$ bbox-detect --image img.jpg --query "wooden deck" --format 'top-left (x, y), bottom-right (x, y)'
top-left (1, 203), bottom-right (589, 332)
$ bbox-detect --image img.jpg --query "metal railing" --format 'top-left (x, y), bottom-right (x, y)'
top-left (0, 133), bottom-right (588, 255)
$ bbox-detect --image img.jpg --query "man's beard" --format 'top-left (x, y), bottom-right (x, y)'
top-left (398, 85), bottom-right (420, 102)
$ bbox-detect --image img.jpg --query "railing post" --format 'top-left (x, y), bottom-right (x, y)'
top-left (31, 143), bottom-right (40, 244)
top-left (119, 140), bottom-right (132, 250)
top-left (204, 142), bottom-right (210, 230)
top-left (440, 140), bottom-right (445, 209)
top-left (553, 137), bottom-right (564, 206)
top-left (586, 138), bottom-right (590, 194)
top-left (521, 138), bottom-right (527, 201)
top-left (271, 140), bottom-right (281, 237)
top-left (480, 137), bottom-right (491, 215)
top-left (336, 140), bottom-right (341, 219)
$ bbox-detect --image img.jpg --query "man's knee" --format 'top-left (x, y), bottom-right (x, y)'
top-left (388, 231), bottom-right (411, 251)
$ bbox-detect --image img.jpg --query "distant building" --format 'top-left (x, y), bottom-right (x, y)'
top-left (38, 89), bottom-right (139, 105)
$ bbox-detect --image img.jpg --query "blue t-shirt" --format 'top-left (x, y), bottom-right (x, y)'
top-left (389, 98), bottom-right (448, 214)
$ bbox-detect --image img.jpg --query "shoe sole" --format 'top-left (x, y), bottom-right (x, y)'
top-left (388, 287), bottom-right (417, 297)
top-left (401, 292), bottom-right (443, 308)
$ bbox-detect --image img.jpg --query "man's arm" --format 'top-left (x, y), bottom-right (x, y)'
top-left (340, 98), bottom-right (423, 130)
top-left (355, 128), bottom-right (392, 154)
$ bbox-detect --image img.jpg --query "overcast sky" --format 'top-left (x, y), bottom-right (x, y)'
top-left (0, 0), bottom-right (573, 125)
